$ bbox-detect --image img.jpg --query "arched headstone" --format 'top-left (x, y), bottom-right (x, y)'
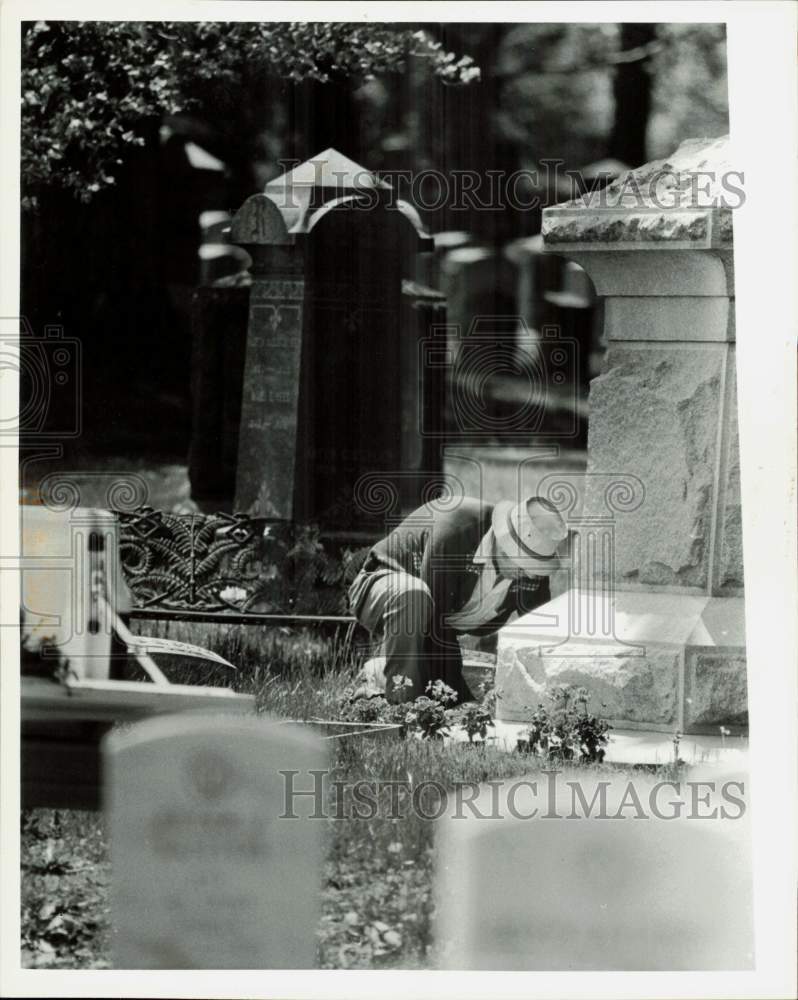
top-left (106, 714), bottom-right (327, 968)
top-left (230, 149), bottom-right (435, 530)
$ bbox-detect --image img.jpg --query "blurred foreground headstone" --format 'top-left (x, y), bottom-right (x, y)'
top-left (106, 714), bottom-right (327, 968)
top-left (436, 766), bottom-right (752, 970)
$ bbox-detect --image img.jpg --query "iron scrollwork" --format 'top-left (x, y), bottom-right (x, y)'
top-left (115, 507), bottom-right (271, 611)
top-left (114, 506), bottom-right (369, 615)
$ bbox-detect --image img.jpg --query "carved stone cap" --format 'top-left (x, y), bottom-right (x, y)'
top-left (542, 136), bottom-right (736, 251)
top-left (230, 147), bottom-right (432, 250)
top-left (266, 147), bottom-right (391, 194)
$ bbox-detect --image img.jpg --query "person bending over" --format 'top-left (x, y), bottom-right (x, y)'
top-left (348, 495), bottom-right (568, 703)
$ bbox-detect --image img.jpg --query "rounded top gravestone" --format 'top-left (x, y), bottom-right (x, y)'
top-left (230, 150), bottom-right (439, 529)
top-left (106, 713), bottom-right (328, 969)
top-left (231, 148), bottom-right (432, 258)
top-left (435, 766), bottom-right (752, 970)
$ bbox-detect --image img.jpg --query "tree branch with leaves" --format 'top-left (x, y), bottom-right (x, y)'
top-left (21, 20), bottom-right (480, 209)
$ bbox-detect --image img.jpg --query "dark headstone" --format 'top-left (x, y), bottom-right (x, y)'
top-left (188, 283), bottom-right (249, 510)
top-left (227, 150), bottom-right (437, 530)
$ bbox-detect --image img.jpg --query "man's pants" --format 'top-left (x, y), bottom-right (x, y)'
top-left (348, 567), bottom-right (471, 702)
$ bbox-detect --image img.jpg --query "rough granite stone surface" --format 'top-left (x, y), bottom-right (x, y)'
top-left (542, 211), bottom-right (711, 246)
top-left (541, 136), bottom-right (734, 247)
top-left (578, 136), bottom-right (733, 211)
top-left (718, 355), bottom-right (744, 591)
top-left (557, 135), bottom-right (740, 211)
top-left (495, 641), bottom-right (680, 726)
top-left (684, 651), bottom-right (748, 730)
top-left (495, 593), bottom-right (746, 729)
top-left (584, 344), bottom-right (723, 589)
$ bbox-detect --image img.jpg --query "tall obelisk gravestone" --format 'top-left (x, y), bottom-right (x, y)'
top-left (495, 136), bottom-right (747, 735)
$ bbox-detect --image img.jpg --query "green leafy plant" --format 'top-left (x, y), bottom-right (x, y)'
top-left (22, 21), bottom-right (479, 208)
top-left (345, 695), bottom-right (391, 725)
top-left (284, 529), bottom-right (371, 615)
top-left (335, 674), bottom-right (407, 729)
top-left (403, 696), bottom-right (451, 741)
top-left (455, 702), bottom-right (495, 743)
top-left (519, 685), bottom-right (611, 763)
top-left (337, 677), bottom-right (464, 739)
top-left (402, 681), bottom-right (459, 740)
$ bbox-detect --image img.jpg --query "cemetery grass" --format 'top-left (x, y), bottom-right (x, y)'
top-left (21, 633), bottom-right (657, 970)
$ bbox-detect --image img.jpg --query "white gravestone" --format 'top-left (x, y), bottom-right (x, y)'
top-left (106, 713), bottom-right (328, 968)
top-left (435, 766), bottom-right (752, 970)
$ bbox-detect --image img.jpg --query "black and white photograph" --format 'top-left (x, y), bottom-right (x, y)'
top-left (1, 2), bottom-right (795, 997)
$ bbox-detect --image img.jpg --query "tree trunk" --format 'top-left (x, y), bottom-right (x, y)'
top-left (608, 24), bottom-right (657, 168)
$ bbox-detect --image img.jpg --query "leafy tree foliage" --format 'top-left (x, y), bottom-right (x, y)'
top-left (21, 21), bottom-right (479, 208)
top-left (495, 22), bottom-right (728, 169)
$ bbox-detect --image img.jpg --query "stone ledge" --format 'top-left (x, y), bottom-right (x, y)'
top-left (603, 296), bottom-right (734, 343)
top-left (541, 135), bottom-right (736, 259)
top-left (550, 250), bottom-right (733, 298)
top-left (495, 591), bottom-right (746, 733)
top-left (496, 639), bottom-right (681, 730)
top-left (541, 136), bottom-right (735, 251)
top-left (542, 207), bottom-right (731, 250)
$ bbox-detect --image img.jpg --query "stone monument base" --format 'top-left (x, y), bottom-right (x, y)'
top-left (495, 590), bottom-right (747, 735)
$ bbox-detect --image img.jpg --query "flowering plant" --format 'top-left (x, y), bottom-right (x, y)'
top-left (521, 685), bottom-right (611, 763)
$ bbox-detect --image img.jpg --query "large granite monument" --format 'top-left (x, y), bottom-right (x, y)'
top-left (495, 136), bottom-right (747, 734)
